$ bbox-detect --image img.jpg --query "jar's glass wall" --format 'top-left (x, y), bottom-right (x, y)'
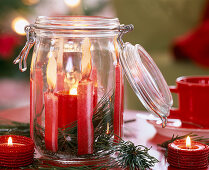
top-left (30, 32), bottom-right (124, 160)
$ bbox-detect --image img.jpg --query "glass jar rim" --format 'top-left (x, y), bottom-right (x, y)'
top-left (34, 16), bottom-right (120, 31)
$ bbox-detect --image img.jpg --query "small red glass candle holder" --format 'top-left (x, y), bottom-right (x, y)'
top-left (168, 138), bottom-right (209, 169)
top-left (0, 135), bottom-right (34, 167)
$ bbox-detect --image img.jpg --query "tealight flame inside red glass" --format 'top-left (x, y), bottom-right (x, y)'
top-left (8, 137), bottom-right (13, 146)
top-left (186, 136), bottom-right (191, 149)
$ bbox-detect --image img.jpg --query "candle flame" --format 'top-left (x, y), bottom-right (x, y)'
top-left (81, 38), bottom-right (92, 79)
top-left (8, 137), bottom-right (13, 146)
top-left (113, 36), bottom-right (119, 65)
top-left (46, 52), bottom-right (57, 89)
top-left (69, 87), bottom-right (77, 95)
top-left (106, 122), bottom-right (110, 134)
top-left (186, 136), bottom-right (191, 149)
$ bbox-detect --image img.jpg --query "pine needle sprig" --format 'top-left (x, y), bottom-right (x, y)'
top-left (55, 90), bottom-right (115, 155)
top-left (17, 135), bottom-right (158, 170)
top-left (158, 133), bottom-right (209, 157)
top-left (95, 135), bottom-right (159, 170)
top-left (158, 133), bottom-right (209, 149)
top-left (115, 141), bottom-right (158, 170)
top-left (157, 133), bottom-right (190, 149)
top-left (0, 118), bottom-right (30, 137)
top-left (0, 90), bottom-right (158, 169)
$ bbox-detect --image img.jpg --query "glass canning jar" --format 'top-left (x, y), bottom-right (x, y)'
top-left (14, 16), bottom-right (173, 163)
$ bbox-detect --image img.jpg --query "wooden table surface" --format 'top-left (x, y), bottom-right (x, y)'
top-left (0, 107), bottom-right (207, 170)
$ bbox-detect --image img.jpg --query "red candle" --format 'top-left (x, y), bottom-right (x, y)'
top-left (44, 92), bottom-right (58, 152)
top-left (77, 79), bottom-right (94, 155)
top-left (168, 136), bottom-right (209, 169)
top-left (0, 135), bottom-right (34, 168)
top-left (30, 79), bottom-right (34, 139)
top-left (120, 75), bottom-right (124, 137)
top-left (114, 64), bottom-right (123, 142)
top-left (44, 54), bottom-right (58, 152)
top-left (55, 90), bottom-right (77, 129)
top-left (56, 72), bottom-right (65, 91)
top-left (30, 68), bottom-right (43, 139)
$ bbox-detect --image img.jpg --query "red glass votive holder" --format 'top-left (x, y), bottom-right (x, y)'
top-left (168, 139), bottom-right (209, 169)
top-left (0, 135), bottom-right (34, 167)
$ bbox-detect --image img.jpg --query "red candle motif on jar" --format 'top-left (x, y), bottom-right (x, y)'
top-left (30, 68), bottom-right (43, 139)
top-left (168, 136), bottom-right (209, 169)
top-left (44, 54), bottom-right (58, 152)
top-left (77, 38), bottom-right (94, 155)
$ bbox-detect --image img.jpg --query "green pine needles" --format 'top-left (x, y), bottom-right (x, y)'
top-left (158, 133), bottom-right (209, 150)
top-left (158, 133), bottom-right (209, 157)
top-left (100, 138), bottom-right (159, 170)
top-left (0, 90), bottom-right (158, 169)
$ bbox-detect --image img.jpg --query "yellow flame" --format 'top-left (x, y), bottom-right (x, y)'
top-left (113, 36), bottom-right (119, 65)
top-left (106, 122), bottom-right (110, 134)
top-left (81, 38), bottom-right (92, 79)
top-left (8, 137), bottom-right (13, 146)
top-left (64, 0), bottom-right (80, 7)
top-left (46, 52), bottom-right (57, 89)
top-left (186, 136), bottom-right (191, 149)
top-left (69, 87), bottom-right (77, 95)
top-left (12, 17), bottom-right (29, 35)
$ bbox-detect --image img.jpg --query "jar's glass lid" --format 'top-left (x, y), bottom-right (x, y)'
top-left (120, 42), bottom-right (173, 122)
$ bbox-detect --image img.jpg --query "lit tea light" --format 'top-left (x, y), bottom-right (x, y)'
top-left (0, 137), bottom-right (24, 146)
top-left (167, 136), bottom-right (209, 169)
top-left (0, 135), bottom-right (34, 168)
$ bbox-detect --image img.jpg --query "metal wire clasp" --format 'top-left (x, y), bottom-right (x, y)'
top-left (117, 24), bottom-right (134, 48)
top-left (13, 25), bottom-right (35, 72)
